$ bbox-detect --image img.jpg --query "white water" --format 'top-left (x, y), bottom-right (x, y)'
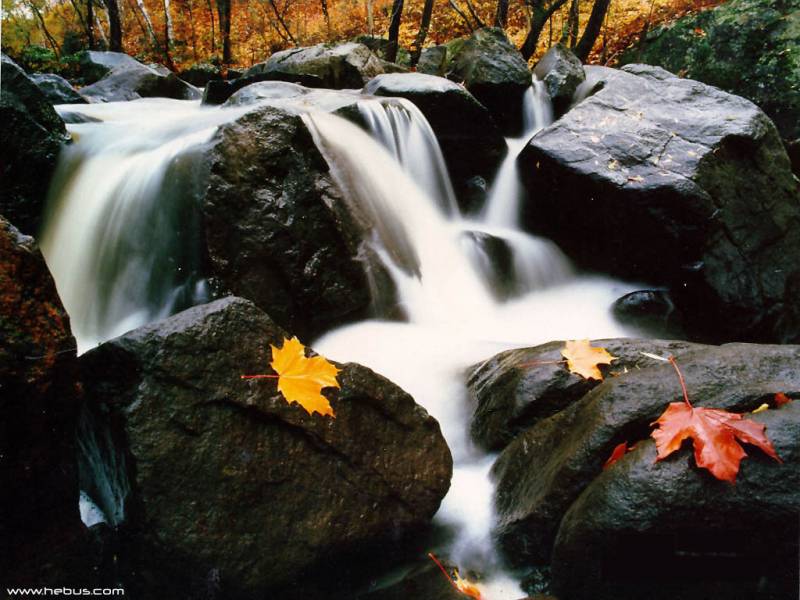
top-left (43, 88), bottom-right (648, 598)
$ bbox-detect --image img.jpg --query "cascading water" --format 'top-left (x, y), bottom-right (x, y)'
top-left (42, 86), bottom-right (650, 598)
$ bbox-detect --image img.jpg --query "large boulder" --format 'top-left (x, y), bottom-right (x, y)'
top-left (78, 51), bottom-right (200, 102)
top-left (551, 401), bottom-right (800, 599)
top-left (520, 64), bottom-right (800, 344)
top-left (0, 216), bottom-right (89, 585)
top-left (620, 0), bottom-right (800, 143)
top-left (246, 42), bottom-right (385, 89)
top-left (79, 296), bottom-right (452, 598)
top-left (0, 54), bottom-right (67, 235)
top-left (363, 73), bottom-right (505, 204)
top-left (201, 103), bottom-right (376, 339)
top-left (416, 46), bottom-right (448, 77)
top-left (532, 43), bottom-right (584, 115)
top-left (445, 28), bottom-right (532, 134)
top-left (30, 72), bottom-right (88, 104)
top-left (468, 338), bottom-right (698, 452)
top-left (492, 339), bottom-right (800, 567)
top-left (179, 62), bottom-right (222, 87)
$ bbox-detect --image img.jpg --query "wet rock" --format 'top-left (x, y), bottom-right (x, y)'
top-left (0, 54), bottom-right (67, 235)
top-left (521, 64), bottom-right (800, 343)
top-left (459, 230), bottom-right (514, 299)
top-left (79, 296), bottom-right (452, 598)
top-left (30, 73), bottom-right (88, 104)
top-left (179, 62), bottom-right (222, 87)
top-left (363, 73), bottom-right (505, 203)
top-left (352, 35), bottom-right (412, 67)
top-left (245, 42), bottom-right (385, 89)
top-left (355, 561), bottom-right (472, 600)
top-left (201, 104), bottom-right (375, 339)
top-left (532, 43), bottom-right (584, 115)
top-left (0, 216), bottom-right (88, 585)
top-left (445, 28), bottom-right (532, 134)
top-left (492, 339), bottom-right (800, 565)
top-left (469, 339), bottom-right (699, 453)
top-left (78, 51), bottom-right (200, 102)
top-left (551, 401), bottom-right (800, 600)
top-left (619, 0), bottom-right (800, 142)
top-left (416, 45), bottom-right (448, 77)
top-left (612, 289), bottom-right (685, 335)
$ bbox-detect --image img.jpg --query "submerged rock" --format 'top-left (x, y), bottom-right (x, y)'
top-left (30, 73), bottom-right (88, 104)
top-left (552, 401), bottom-right (800, 599)
top-left (492, 339), bottom-right (800, 566)
top-left (363, 73), bottom-right (505, 203)
top-left (532, 44), bottom-right (584, 115)
top-left (521, 64), bottom-right (800, 343)
top-left (0, 54), bottom-right (67, 235)
top-left (445, 28), bottom-right (532, 134)
top-left (79, 297), bottom-right (452, 598)
top-left (201, 103), bottom-right (377, 339)
top-left (0, 216), bottom-right (88, 585)
top-left (79, 51), bottom-right (199, 102)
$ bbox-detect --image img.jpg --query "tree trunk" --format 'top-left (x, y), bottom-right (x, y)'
top-left (410, 0), bottom-right (434, 65)
top-left (102, 0), bottom-right (123, 51)
top-left (268, 0), bottom-right (296, 45)
top-left (186, 0), bottom-right (198, 60)
top-left (386, 0), bottom-right (404, 63)
top-left (447, 0), bottom-right (473, 31)
top-left (29, 1), bottom-right (61, 57)
top-left (217, 0), bottom-right (232, 63)
top-left (574, 0), bottom-right (611, 61)
top-left (320, 0), bottom-right (330, 32)
top-left (566, 0), bottom-right (579, 47)
top-left (366, 0), bottom-right (374, 35)
top-left (463, 0), bottom-right (485, 28)
top-left (87, 0), bottom-right (95, 48)
top-left (494, 0), bottom-right (509, 28)
top-left (95, 12), bottom-right (109, 46)
top-left (520, 0), bottom-right (569, 60)
top-left (163, 0), bottom-right (174, 46)
top-left (206, 0), bottom-right (216, 53)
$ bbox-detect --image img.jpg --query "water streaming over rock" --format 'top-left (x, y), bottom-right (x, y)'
top-left (42, 88), bottom-right (646, 598)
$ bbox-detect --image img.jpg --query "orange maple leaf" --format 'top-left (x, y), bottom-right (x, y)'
top-left (651, 402), bottom-right (781, 483)
top-left (561, 339), bottom-right (616, 380)
top-left (428, 553), bottom-right (484, 600)
top-left (603, 441), bottom-right (634, 470)
top-left (242, 337), bottom-right (340, 417)
top-left (774, 392), bottom-right (792, 407)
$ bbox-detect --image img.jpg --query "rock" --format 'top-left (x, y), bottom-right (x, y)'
top-left (0, 54), bottom-right (67, 235)
top-left (469, 339), bottom-right (699, 452)
top-left (520, 64), bottom-right (800, 344)
top-left (532, 43), bottom-right (584, 115)
top-left (445, 28), bottom-right (532, 134)
top-left (222, 80), bottom-right (309, 106)
top-left (612, 289), bottom-right (685, 335)
top-left (459, 230), bottom-right (515, 299)
top-left (78, 51), bottom-right (200, 102)
top-left (492, 339), bottom-right (800, 566)
top-left (619, 0), bottom-right (800, 142)
top-left (551, 401), bottom-right (800, 600)
top-left (245, 42), bottom-right (385, 90)
top-left (201, 104), bottom-right (375, 339)
top-left (30, 73), bottom-right (88, 104)
top-left (417, 45), bottom-right (448, 77)
top-left (0, 215), bottom-right (89, 585)
top-left (179, 62), bottom-right (223, 87)
top-left (352, 35), bottom-right (412, 67)
top-left (355, 561), bottom-right (473, 600)
top-left (79, 296), bottom-right (452, 598)
top-left (363, 73), bottom-right (505, 203)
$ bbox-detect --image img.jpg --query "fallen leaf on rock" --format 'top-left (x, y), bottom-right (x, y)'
top-left (652, 402), bottom-right (781, 483)
top-left (242, 337), bottom-right (340, 417)
top-left (603, 441), bottom-right (634, 469)
top-left (751, 403), bottom-right (770, 414)
top-left (774, 392), bottom-right (792, 407)
top-left (453, 571), bottom-right (483, 599)
top-left (562, 339), bottom-right (616, 380)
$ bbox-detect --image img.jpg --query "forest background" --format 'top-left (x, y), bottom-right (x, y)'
top-left (1, 0), bottom-right (723, 77)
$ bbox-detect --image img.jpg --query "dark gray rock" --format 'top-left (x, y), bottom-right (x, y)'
top-left (363, 73), bottom-right (505, 203)
top-left (78, 51), bottom-right (200, 102)
top-left (520, 64), bottom-right (800, 344)
top-left (79, 297), bottom-right (452, 598)
top-left (179, 62), bottom-right (222, 87)
top-left (445, 28), bottom-right (532, 134)
top-left (469, 339), bottom-right (699, 452)
top-left (246, 42), bottom-right (385, 89)
top-left (416, 45), bottom-right (448, 77)
top-left (551, 401), bottom-right (800, 600)
top-left (201, 104), bottom-right (375, 339)
top-left (0, 54), bottom-right (67, 235)
top-left (0, 216), bottom-right (89, 586)
top-left (492, 339), bottom-right (800, 566)
top-left (532, 43), bottom-right (584, 114)
top-left (612, 289), bottom-right (685, 335)
top-left (30, 73), bottom-right (87, 104)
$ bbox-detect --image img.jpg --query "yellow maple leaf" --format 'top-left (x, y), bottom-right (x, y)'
top-left (270, 337), bottom-right (340, 417)
top-left (453, 570), bottom-right (483, 599)
top-left (561, 339), bottom-right (617, 380)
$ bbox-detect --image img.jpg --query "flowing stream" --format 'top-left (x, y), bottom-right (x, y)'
top-left (42, 86), bottom-right (648, 598)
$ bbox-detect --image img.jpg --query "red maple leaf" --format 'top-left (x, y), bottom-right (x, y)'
top-left (774, 392), bottom-right (792, 407)
top-left (652, 402), bottom-right (781, 483)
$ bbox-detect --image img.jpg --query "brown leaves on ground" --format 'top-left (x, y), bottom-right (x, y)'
top-left (561, 339), bottom-right (617, 380)
top-left (651, 402), bottom-right (782, 484)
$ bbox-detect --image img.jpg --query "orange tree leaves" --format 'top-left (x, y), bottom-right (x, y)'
top-left (561, 339), bottom-right (616, 380)
top-left (652, 402), bottom-right (782, 484)
top-left (242, 337), bottom-right (340, 418)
